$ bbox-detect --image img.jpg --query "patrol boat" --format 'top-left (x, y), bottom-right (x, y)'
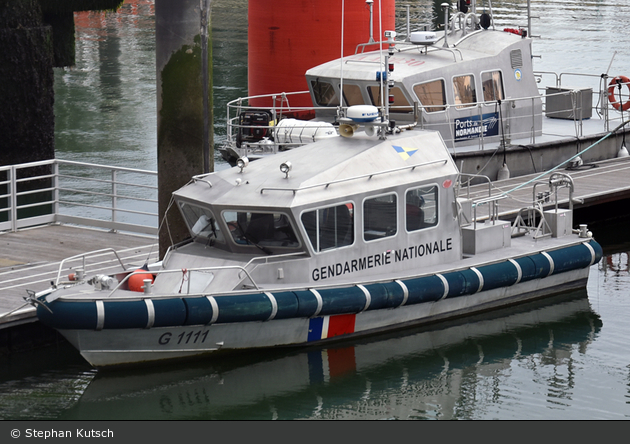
top-left (221, 1), bottom-right (630, 180)
top-left (32, 113), bottom-right (602, 368)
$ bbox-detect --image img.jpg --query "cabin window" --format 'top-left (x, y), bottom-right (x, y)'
top-left (482, 71), bottom-right (504, 102)
top-left (222, 211), bottom-right (299, 249)
top-left (453, 74), bottom-right (477, 109)
top-left (363, 194), bottom-right (397, 241)
top-left (340, 84), bottom-right (365, 106)
top-left (405, 186), bottom-right (438, 232)
top-left (368, 85), bottom-right (412, 113)
top-left (179, 202), bottom-right (225, 243)
top-left (301, 203), bottom-right (354, 252)
top-left (413, 79), bottom-right (447, 113)
top-left (311, 80), bottom-right (339, 106)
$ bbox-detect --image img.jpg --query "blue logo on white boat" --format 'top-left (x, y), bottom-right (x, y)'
top-left (514, 69), bottom-right (522, 81)
top-left (392, 145), bottom-right (418, 161)
top-left (454, 112), bottom-right (500, 142)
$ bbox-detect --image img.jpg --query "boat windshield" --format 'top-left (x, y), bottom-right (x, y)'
top-left (179, 202), bottom-right (225, 243)
top-left (223, 211), bottom-right (299, 250)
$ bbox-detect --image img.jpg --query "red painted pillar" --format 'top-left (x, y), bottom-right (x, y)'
top-left (248, 0), bottom-right (396, 109)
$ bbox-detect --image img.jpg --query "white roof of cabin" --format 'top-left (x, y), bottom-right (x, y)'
top-left (174, 130), bottom-right (457, 210)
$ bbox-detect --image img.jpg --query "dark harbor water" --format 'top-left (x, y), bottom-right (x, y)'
top-left (2, 0), bottom-right (630, 420)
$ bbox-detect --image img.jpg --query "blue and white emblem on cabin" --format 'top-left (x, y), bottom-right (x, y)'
top-left (392, 145), bottom-right (418, 161)
top-left (514, 68), bottom-right (522, 81)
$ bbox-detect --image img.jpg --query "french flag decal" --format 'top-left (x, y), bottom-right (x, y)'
top-left (308, 314), bottom-right (356, 342)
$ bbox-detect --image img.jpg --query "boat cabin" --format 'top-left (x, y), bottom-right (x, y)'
top-left (224, 20), bottom-right (546, 164)
top-left (304, 26), bottom-right (543, 148)
top-left (171, 130), bottom-right (463, 292)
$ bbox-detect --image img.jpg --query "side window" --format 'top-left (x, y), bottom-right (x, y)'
top-left (179, 202), bottom-right (224, 243)
top-left (368, 85), bottom-right (412, 113)
top-left (301, 203), bottom-right (354, 252)
top-left (481, 70), bottom-right (504, 102)
top-left (406, 186), bottom-right (438, 232)
top-left (453, 74), bottom-right (477, 109)
top-left (311, 80), bottom-right (339, 106)
top-left (340, 84), bottom-right (365, 106)
top-left (363, 194), bottom-right (397, 241)
top-left (413, 79), bottom-right (447, 112)
top-left (223, 211), bottom-right (299, 248)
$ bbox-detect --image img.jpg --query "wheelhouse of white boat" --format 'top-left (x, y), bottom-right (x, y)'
top-left (171, 131), bottom-right (465, 291)
top-left (304, 24), bottom-right (542, 149)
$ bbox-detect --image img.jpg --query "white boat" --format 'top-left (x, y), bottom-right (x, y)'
top-left (67, 291), bottom-right (597, 419)
top-left (220, 2), bottom-right (630, 180)
top-left (33, 119), bottom-right (602, 367)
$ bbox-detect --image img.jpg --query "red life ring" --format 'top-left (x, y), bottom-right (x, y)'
top-left (608, 76), bottom-right (630, 112)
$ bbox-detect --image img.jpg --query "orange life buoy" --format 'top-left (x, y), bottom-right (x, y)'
top-left (608, 76), bottom-right (630, 112)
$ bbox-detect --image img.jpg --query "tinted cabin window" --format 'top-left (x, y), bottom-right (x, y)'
top-left (482, 71), bottom-right (504, 102)
top-left (311, 80), bottom-right (339, 106)
top-left (453, 74), bottom-right (477, 109)
top-left (405, 186), bottom-right (438, 232)
top-left (340, 84), bottom-right (364, 106)
top-left (363, 194), bottom-right (397, 241)
top-left (368, 86), bottom-right (412, 113)
top-left (413, 79), bottom-right (447, 112)
top-left (223, 211), bottom-right (299, 248)
top-left (301, 203), bottom-right (354, 252)
top-left (179, 202), bottom-right (225, 243)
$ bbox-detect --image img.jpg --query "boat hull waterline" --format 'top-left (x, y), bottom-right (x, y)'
top-left (37, 240), bottom-right (601, 367)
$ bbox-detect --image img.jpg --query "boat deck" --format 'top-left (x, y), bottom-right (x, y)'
top-left (1, 155), bottom-right (630, 329)
top-left (461, 155), bottom-right (630, 216)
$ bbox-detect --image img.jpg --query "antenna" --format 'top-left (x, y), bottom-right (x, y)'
top-left (340, 0), bottom-right (345, 109)
top-left (366, 0), bottom-right (375, 43)
top-left (441, 3), bottom-right (450, 48)
top-left (378, 0), bottom-right (386, 138)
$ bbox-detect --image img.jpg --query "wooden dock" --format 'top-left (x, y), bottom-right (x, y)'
top-left (460, 155), bottom-right (630, 218)
top-left (1, 155), bottom-right (630, 335)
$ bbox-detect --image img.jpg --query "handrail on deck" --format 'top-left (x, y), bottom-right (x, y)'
top-left (107, 264), bottom-right (261, 297)
top-left (260, 159), bottom-right (449, 195)
top-left (224, 68), bottom-right (626, 161)
top-left (54, 248), bottom-right (127, 286)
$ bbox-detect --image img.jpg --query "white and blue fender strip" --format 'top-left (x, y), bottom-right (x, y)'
top-left (36, 241), bottom-right (604, 331)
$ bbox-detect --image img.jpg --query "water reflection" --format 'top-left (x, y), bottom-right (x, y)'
top-left (55, 1), bottom-right (157, 168)
top-left (14, 290), bottom-right (596, 420)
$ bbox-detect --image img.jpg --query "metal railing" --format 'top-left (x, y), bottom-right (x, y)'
top-left (223, 71), bottom-right (626, 159)
top-left (0, 159), bottom-right (158, 236)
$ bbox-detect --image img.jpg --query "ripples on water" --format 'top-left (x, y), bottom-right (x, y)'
top-left (2, 0), bottom-right (624, 420)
